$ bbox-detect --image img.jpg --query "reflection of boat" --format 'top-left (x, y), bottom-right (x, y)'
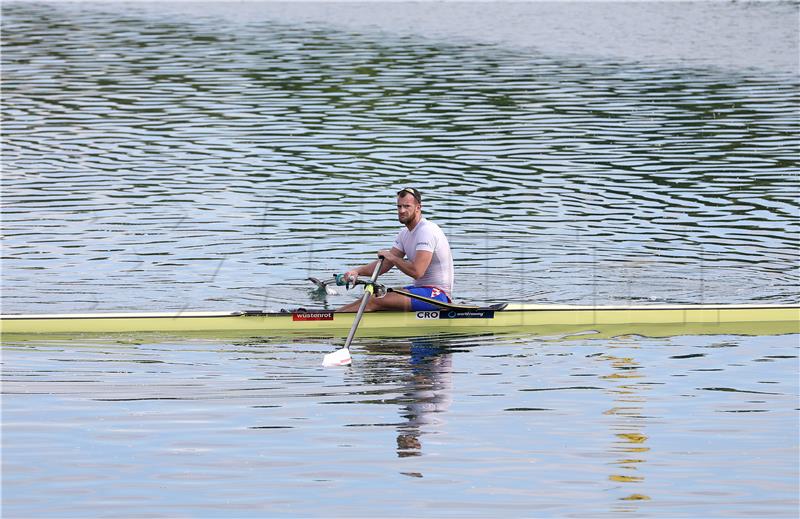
top-left (1, 303), bottom-right (798, 337)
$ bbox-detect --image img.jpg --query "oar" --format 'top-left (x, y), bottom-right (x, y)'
top-left (387, 287), bottom-right (507, 311)
top-left (307, 276), bottom-right (339, 295)
top-left (322, 256), bottom-right (385, 367)
top-left (335, 281), bottom-right (508, 311)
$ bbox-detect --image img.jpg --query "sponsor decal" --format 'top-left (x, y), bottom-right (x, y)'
top-left (440, 310), bottom-right (495, 319)
top-left (431, 287), bottom-right (441, 298)
top-left (293, 311), bottom-right (334, 321)
top-left (416, 310), bottom-right (495, 320)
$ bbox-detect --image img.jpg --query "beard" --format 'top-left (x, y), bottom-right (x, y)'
top-left (399, 212), bottom-right (417, 224)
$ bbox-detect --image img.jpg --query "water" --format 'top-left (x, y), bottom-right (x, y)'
top-left (1, 1), bottom-right (799, 517)
top-left (2, 1), bottom-right (799, 312)
top-left (3, 333), bottom-right (798, 517)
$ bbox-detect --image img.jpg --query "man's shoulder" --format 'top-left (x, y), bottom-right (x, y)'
top-left (418, 218), bottom-right (445, 236)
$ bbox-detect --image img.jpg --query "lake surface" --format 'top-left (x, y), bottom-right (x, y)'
top-left (1, 1), bottom-right (798, 517)
top-left (3, 332), bottom-right (798, 517)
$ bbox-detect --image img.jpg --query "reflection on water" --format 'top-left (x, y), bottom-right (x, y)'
top-left (2, 1), bottom-right (798, 315)
top-left (138, 1), bottom-right (799, 76)
top-left (2, 332), bottom-right (797, 517)
top-left (599, 351), bottom-right (652, 506)
top-left (395, 339), bottom-right (453, 459)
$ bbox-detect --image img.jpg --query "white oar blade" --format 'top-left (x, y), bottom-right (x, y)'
top-left (322, 347), bottom-right (352, 367)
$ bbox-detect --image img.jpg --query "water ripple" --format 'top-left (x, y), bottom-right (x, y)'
top-left (2, 2), bottom-right (798, 313)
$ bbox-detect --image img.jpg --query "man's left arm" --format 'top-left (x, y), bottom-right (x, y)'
top-left (377, 249), bottom-right (432, 280)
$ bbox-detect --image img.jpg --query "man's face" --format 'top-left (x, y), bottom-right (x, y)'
top-left (397, 194), bottom-right (420, 224)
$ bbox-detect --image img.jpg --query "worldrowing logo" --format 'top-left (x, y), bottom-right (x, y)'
top-left (416, 310), bottom-right (495, 320)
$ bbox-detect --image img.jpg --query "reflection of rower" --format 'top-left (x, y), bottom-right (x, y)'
top-left (396, 338), bottom-right (453, 458)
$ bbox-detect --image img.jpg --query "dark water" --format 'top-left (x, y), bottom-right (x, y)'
top-left (1, 1), bottom-right (799, 517)
top-left (2, 1), bottom-right (798, 313)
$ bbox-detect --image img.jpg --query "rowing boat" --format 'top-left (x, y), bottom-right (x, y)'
top-left (1, 304), bottom-right (798, 337)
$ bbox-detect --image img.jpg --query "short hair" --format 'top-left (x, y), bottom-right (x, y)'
top-left (397, 187), bottom-right (422, 203)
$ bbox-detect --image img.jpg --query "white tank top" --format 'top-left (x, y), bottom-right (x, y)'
top-left (392, 218), bottom-right (454, 296)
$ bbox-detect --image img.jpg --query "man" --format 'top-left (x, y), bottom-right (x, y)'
top-left (338, 187), bottom-right (453, 312)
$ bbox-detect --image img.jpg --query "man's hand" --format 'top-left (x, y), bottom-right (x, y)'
top-left (377, 250), bottom-right (399, 266)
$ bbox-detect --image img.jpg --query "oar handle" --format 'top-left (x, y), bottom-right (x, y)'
top-left (342, 256), bottom-right (385, 350)
top-left (361, 256), bottom-right (385, 294)
top-left (334, 256), bottom-right (386, 288)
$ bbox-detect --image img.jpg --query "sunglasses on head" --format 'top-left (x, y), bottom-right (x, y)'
top-left (397, 187), bottom-right (421, 202)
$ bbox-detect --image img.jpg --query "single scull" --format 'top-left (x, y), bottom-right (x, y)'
top-left (2, 303), bottom-right (798, 337)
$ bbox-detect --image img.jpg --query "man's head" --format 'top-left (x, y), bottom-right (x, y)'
top-left (396, 187), bottom-right (422, 226)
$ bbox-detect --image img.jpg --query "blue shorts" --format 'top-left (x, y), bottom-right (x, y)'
top-left (404, 286), bottom-right (451, 311)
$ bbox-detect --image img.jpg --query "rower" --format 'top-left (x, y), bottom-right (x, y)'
top-left (338, 187), bottom-right (454, 312)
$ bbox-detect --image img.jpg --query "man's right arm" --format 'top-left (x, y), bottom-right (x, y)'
top-left (344, 248), bottom-right (402, 281)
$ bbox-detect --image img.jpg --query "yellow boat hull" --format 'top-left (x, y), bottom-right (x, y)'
top-left (2, 304), bottom-right (798, 338)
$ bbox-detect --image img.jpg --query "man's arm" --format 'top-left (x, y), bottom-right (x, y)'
top-left (344, 247), bottom-right (403, 281)
top-left (378, 248), bottom-right (432, 280)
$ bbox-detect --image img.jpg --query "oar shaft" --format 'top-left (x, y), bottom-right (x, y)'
top-left (342, 257), bottom-right (384, 349)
